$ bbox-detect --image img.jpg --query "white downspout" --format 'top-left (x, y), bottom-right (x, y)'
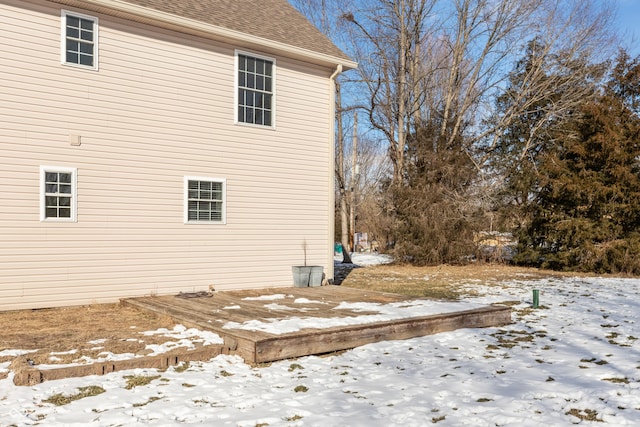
top-left (327, 64), bottom-right (343, 283)
top-left (330, 64), bottom-right (343, 81)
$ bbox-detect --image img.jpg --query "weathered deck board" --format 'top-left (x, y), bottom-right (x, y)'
top-left (255, 306), bottom-right (509, 362)
top-left (122, 286), bottom-right (512, 364)
top-left (13, 345), bottom-right (225, 386)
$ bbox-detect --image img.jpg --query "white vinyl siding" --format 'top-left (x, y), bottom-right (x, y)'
top-left (40, 166), bottom-right (77, 222)
top-left (0, 0), bottom-right (332, 311)
top-left (184, 177), bottom-right (226, 224)
top-left (235, 50), bottom-right (275, 128)
top-left (61, 10), bottom-right (98, 70)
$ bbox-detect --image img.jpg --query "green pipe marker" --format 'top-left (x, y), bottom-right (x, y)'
top-left (532, 289), bottom-right (540, 308)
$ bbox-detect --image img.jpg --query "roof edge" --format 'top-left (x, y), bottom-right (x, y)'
top-left (49, 0), bottom-right (357, 70)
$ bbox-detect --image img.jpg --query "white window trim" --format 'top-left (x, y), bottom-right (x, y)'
top-left (40, 166), bottom-right (78, 223)
top-left (61, 10), bottom-right (99, 71)
top-left (184, 176), bottom-right (227, 225)
top-left (234, 49), bottom-right (276, 129)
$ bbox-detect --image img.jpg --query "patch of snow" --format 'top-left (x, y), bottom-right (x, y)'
top-left (141, 324), bottom-right (223, 345)
top-left (35, 326), bottom-right (225, 370)
top-left (293, 297), bottom-right (327, 304)
top-left (264, 303), bottom-right (296, 311)
top-left (223, 300), bottom-right (485, 335)
top-left (223, 305), bottom-right (241, 309)
top-left (335, 252), bottom-right (393, 266)
top-left (145, 339), bottom-right (199, 356)
top-left (0, 349), bottom-right (37, 357)
top-left (141, 325), bottom-right (186, 336)
top-left (50, 349), bottom-right (77, 356)
top-left (0, 362), bottom-right (10, 375)
top-left (243, 294), bottom-right (288, 301)
top-left (37, 352), bottom-right (139, 370)
top-left (94, 351), bottom-right (136, 362)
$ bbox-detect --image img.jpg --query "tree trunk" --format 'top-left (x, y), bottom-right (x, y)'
top-left (335, 82), bottom-right (353, 264)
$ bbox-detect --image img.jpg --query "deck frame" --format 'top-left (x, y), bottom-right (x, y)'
top-left (122, 286), bottom-right (512, 363)
top-left (12, 286), bottom-right (511, 385)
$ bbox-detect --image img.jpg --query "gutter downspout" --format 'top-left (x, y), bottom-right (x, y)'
top-left (327, 64), bottom-right (343, 284)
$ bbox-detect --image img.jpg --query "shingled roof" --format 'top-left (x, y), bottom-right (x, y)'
top-left (51, 0), bottom-right (355, 68)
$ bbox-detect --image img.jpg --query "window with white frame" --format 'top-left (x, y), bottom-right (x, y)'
top-left (184, 177), bottom-right (226, 224)
top-left (61, 10), bottom-right (98, 69)
top-left (236, 52), bottom-right (274, 127)
top-left (40, 166), bottom-right (77, 222)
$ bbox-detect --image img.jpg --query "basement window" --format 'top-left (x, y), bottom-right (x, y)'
top-left (184, 177), bottom-right (226, 224)
top-left (40, 166), bottom-right (77, 222)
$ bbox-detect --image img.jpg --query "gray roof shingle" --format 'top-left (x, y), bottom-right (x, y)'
top-left (109, 0), bottom-right (353, 64)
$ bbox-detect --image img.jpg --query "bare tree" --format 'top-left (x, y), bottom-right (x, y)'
top-left (342, 0), bottom-right (438, 186)
top-left (476, 0), bottom-right (614, 165)
top-left (348, 132), bottom-right (392, 252)
top-left (342, 0), bottom-right (614, 173)
top-left (289, 0), bottom-right (340, 37)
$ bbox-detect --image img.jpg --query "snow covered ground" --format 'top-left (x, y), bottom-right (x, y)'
top-left (334, 252), bottom-right (393, 266)
top-left (1, 255), bottom-right (640, 426)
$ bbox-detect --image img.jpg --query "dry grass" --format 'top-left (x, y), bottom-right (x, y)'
top-left (124, 374), bottom-right (162, 390)
top-left (0, 303), bottom-right (175, 353)
top-left (566, 408), bottom-right (603, 422)
top-left (43, 385), bottom-right (105, 406)
top-left (0, 303), bottom-right (177, 379)
top-left (339, 263), bottom-right (576, 299)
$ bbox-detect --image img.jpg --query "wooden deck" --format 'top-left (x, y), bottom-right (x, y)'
top-left (122, 286), bottom-right (512, 364)
top-left (12, 286), bottom-right (512, 385)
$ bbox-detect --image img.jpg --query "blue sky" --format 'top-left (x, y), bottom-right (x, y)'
top-left (612, 0), bottom-right (640, 54)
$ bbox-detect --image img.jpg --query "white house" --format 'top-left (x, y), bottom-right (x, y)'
top-left (0, 0), bottom-right (356, 310)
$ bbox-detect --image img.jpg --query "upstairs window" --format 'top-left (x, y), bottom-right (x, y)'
top-left (184, 177), bottom-right (226, 224)
top-left (40, 166), bottom-right (77, 222)
top-left (61, 10), bottom-right (98, 69)
top-left (236, 52), bottom-right (275, 127)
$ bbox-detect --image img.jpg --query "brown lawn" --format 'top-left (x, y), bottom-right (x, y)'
top-left (338, 263), bottom-right (587, 299)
